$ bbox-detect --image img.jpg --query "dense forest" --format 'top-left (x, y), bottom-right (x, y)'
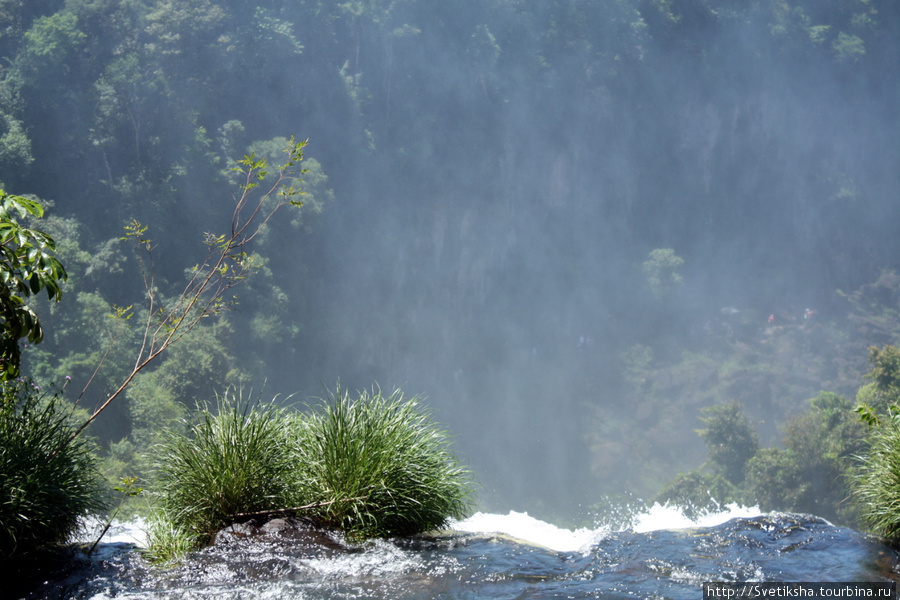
top-left (1, 0), bottom-right (899, 521)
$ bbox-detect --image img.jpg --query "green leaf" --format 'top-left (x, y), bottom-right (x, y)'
top-left (0, 194), bottom-right (65, 379)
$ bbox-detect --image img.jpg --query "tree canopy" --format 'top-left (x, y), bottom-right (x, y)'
top-left (1, 0), bottom-right (899, 515)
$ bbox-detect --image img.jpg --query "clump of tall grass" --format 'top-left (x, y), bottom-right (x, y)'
top-left (142, 514), bottom-right (198, 566)
top-left (148, 391), bottom-right (293, 549)
top-left (145, 386), bottom-right (474, 562)
top-left (0, 379), bottom-right (105, 559)
top-left (288, 387), bottom-right (473, 539)
top-left (850, 413), bottom-right (900, 540)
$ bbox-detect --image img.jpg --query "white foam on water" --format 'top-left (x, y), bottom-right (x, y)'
top-left (103, 517), bottom-right (148, 547)
top-left (452, 510), bottom-right (606, 553)
top-left (452, 502), bottom-right (762, 553)
top-left (303, 537), bottom-right (428, 579)
top-left (77, 516), bottom-right (148, 548)
top-left (631, 502), bottom-right (761, 533)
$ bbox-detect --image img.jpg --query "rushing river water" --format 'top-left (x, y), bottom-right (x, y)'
top-left (15, 505), bottom-right (900, 600)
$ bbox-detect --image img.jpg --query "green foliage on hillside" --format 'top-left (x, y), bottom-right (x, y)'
top-left (0, 0), bottom-right (898, 521)
top-left (643, 248), bottom-right (684, 301)
top-left (696, 400), bottom-right (759, 485)
top-left (658, 391), bottom-right (866, 524)
top-left (657, 340), bottom-right (900, 531)
top-left (855, 345), bottom-right (900, 416)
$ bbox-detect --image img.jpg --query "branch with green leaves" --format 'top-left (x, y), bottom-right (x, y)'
top-left (0, 192), bottom-right (67, 380)
top-left (66, 136), bottom-right (308, 444)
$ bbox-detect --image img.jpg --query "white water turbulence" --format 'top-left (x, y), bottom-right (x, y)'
top-left (22, 503), bottom-right (900, 600)
top-left (630, 502), bottom-right (763, 533)
top-left (452, 510), bottom-right (607, 553)
top-left (452, 503), bottom-right (760, 552)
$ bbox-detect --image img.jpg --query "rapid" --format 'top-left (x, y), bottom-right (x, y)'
top-left (17, 504), bottom-right (900, 599)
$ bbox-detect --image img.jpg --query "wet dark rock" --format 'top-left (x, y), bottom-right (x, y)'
top-left (214, 519), bottom-right (260, 542)
top-left (146, 517), bottom-right (362, 587)
top-left (213, 515), bottom-right (352, 557)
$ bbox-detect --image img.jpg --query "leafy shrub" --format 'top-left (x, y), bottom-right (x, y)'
top-left (0, 379), bottom-right (104, 559)
top-left (776, 393), bottom-right (866, 521)
top-left (149, 391), bottom-right (293, 545)
top-left (657, 392), bottom-right (865, 523)
top-left (697, 400), bottom-right (759, 484)
top-left (654, 470), bottom-right (742, 519)
top-left (289, 387), bottom-right (473, 539)
top-left (744, 447), bottom-right (804, 511)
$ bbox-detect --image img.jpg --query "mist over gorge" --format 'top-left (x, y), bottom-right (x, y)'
top-left (5, 0), bottom-right (899, 519)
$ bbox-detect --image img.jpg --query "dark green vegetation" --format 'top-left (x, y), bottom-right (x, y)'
top-left (850, 416), bottom-right (900, 540)
top-left (0, 192), bottom-right (66, 379)
top-left (0, 0), bottom-right (897, 539)
top-left (290, 387), bottom-right (472, 539)
top-left (848, 346), bottom-right (900, 540)
top-left (657, 344), bottom-right (900, 539)
top-left (657, 391), bottom-right (867, 524)
top-left (0, 378), bottom-right (103, 559)
top-left (146, 388), bottom-right (473, 562)
top-left (0, 192), bottom-right (102, 562)
top-left (149, 393), bottom-right (294, 551)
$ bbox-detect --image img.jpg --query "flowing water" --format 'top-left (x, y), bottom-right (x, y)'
top-left (17, 505), bottom-right (900, 600)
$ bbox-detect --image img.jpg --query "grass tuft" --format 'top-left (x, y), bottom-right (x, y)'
top-left (850, 415), bottom-right (900, 540)
top-left (288, 386), bottom-right (473, 539)
top-left (146, 385), bottom-right (474, 561)
top-left (0, 379), bottom-right (105, 560)
top-left (148, 390), bottom-right (293, 548)
top-left (142, 515), bottom-right (198, 566)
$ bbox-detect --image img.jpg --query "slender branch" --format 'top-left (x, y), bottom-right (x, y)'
top-left (67, 346), bottom-right (163, 442)
top-left (72, 311), bottom-right (129, 408)
top-left (57, 137), bottom-right (308, 451)
top-left (129, 231), bottom-right (157, 373)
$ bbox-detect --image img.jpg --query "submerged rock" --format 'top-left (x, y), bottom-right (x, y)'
top-left (140, 515), bottom-right (369, 588)
top-left (213, 515), bottom-right (353, 557)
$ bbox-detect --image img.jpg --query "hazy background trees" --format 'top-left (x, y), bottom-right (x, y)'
top-left (1, 0), bottom-right (898, 519)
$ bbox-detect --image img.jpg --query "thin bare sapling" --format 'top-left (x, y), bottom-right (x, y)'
top-left (64, 137), bottom-right (308, 445)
